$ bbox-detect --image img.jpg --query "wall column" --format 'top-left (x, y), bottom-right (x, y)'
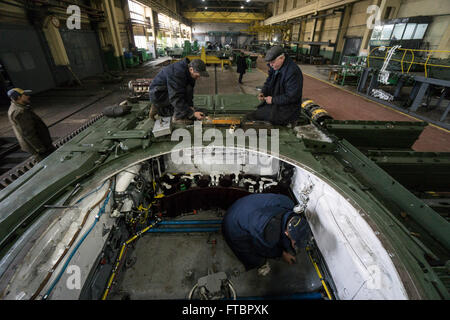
top-left (103, 0), bottom-right (125, 70)
top-left (334, 4), bottom-right (353, 63)
top-left (359, 0), bottom-right (382, 54)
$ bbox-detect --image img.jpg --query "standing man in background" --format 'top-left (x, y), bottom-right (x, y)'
top-left (7, 88), bottom-right (55, 162)
top-left (236, 51), bottom-right (247, 84)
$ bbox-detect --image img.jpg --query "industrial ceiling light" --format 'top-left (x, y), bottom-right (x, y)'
top-left (241, 5), bottom-right (244, 9)
top-left (205, 7), bottom-right (207, 9)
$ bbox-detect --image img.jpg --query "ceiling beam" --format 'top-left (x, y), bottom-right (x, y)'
top-left (183, 11), bottom-right (266, 23)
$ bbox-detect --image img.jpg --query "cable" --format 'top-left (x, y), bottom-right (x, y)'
top-left (30, 180), bottom-right (111, 300)
top-left (101, 218), bottom-right (161, 300)
top-left (306, 246), bottom-right (333, 300)
top-left (42, 190), bottom-right (111, 300)
top-left (74, 180), bottom-right (109, 205)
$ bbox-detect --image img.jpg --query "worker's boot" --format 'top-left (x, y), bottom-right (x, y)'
top-left (149, 104), bottom-right (158, 120)
top-left (257, 261), bottom-right (271, 276)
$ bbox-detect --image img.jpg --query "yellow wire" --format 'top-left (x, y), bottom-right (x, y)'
top-left (293, 217), bottom-right (302, 227)
top-left (306, 247), bottom-right (333, 300)
top-left (102, 220), bottom-right (159, 300)
top-left (401, 50), bottom-right (407, 73)
top-left (368, 46), bottom-right (450, 78)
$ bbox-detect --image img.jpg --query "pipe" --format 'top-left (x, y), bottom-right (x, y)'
top-left (43, 190), bottom-right (111, 299)
top-left (159, 220), bottom-right (222, 225)
top-left (146, 228), bottom-right (220, 233)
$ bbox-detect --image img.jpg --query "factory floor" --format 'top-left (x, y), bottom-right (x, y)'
top-left (108, 210), bottom-right (323, 300)
top-left (0, 55), bottom-right (449, 152)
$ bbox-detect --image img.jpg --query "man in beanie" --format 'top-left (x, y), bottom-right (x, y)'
top-left (245, 46), bottom-right (303, 125)
top-left (222, 193), bottom-right (311, 276)
top-left (7, 88), bottom-right (55, 162)
top-left (149, 58), bottom-right (209, 124)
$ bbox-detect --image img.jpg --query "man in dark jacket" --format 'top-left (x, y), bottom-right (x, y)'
top-left (222, 193), bottom-right (311, 276)
top-left (149, 58), bottom-right (209, 123)
top-left (245, 46), bottom-right (303, 125)
top-left (236, 51), bottom-right (247, 84)
top-left (7, 88), bottom-right (55, 161)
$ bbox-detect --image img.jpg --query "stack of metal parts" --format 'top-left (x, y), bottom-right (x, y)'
top-left (128, 78), bottom-right (153, 95)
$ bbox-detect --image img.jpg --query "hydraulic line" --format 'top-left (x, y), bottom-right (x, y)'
top-left (306, 246), bottom-right (333, 300)
top-left (101, 218), bottom-right (161, 300)
top-left (42, 188), bottom-right (112, 300)
top-left (31, 180), bottom-right (111, 300)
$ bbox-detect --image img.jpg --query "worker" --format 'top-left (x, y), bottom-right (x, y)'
top-left (222, 193), bottom-right (311, 276)
top-left (148, 58), bottom-right (209, 124)
top-left (7, 88), bottom-right (55, 161)
top-left (245, 46), bottom-right (303, 125)
top-left (236, 51), bottom-right (247, 84)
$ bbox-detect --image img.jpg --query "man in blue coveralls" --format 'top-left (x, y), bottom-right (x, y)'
top-left (148, 58), bottom-right (209, 123)
top-left (222, 193), bottom-right (311, 276)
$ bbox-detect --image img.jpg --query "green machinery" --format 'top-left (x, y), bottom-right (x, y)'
top-left (0, 95), bottom-right (448, 300)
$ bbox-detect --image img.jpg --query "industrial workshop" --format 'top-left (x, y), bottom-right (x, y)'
top-left (0, 0), bottom-right (449, 303)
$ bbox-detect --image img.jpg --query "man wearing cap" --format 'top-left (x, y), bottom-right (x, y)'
top-left (245, 46), bottom-right (303, 125)
top-left (222, 193), bottom-right (311, 276)
top-left (148, 58), bottom-right (209, 124)
top-left (7, 88), bottom-right (55, 161)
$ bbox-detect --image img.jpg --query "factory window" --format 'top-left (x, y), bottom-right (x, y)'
top-left (158, 13), bottom-right (171, 30)
top-left (128, 0), bottom-right (145, 15)
top-left (134, 35), bottom-right (147, 49)
top-left (370, 25), bottom-right (383, 40)
top-left (380, 24), bottom-right (394, 40)
top-left (129, 0), bottom-right (146, 24)
top-left (130, 12), bottom-right (145, 22)
top-left (402, 23), bottom-right (416, 40)
top-left (413, 23), bottom-right (428, 39)
top-left (391, 23), bottom-right (406, 40)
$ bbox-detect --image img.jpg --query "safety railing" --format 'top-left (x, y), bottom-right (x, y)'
top-left (367, 46), bottom-right (450, 78)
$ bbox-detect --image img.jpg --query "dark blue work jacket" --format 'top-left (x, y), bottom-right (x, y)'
top-left (222, 193), bottom-right (295, 270)
top-left (149, 58), bottom-right (195, 119)
top-left (260, 56), bottom-right (303, 124)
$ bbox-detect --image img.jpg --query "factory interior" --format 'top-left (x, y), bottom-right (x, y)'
top-left (0, 0), bottom-right (449, 303)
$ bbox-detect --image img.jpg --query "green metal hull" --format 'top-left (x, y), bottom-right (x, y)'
top-left (0, 96), bottom-right (448, 300)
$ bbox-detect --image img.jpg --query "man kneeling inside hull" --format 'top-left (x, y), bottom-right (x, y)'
top-left (222, 193), bottom-right (311, 276)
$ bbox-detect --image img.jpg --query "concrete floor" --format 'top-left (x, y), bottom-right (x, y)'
top-left (109, 210), bottom-right (322, 300)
